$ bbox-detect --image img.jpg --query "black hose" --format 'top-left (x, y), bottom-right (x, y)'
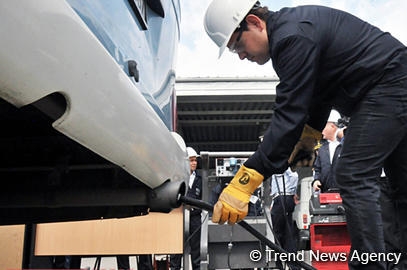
top-left (179, 196), bottom-right (316, 270)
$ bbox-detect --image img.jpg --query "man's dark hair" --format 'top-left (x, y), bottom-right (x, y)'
top-left (238, 1), bottom-right (270, 31)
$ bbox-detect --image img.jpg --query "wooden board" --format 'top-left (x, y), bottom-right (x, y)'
top-left (0, 225), bottom-right (25, 269)
top-left (35, 208), bottom-right (183, 255)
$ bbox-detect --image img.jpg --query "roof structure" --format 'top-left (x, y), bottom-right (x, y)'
top-left (176, 77), bottom-right (278, 153)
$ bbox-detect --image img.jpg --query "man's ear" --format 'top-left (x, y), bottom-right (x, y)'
top-left (245, 14), bottom-right (264, 31)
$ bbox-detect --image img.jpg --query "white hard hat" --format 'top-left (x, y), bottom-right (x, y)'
top-left (204, 0), bottom-right (258, 58)
top-left (186, 147), bottom-right (199, 158)
top-left (327, 110), bottom-right (341, 124)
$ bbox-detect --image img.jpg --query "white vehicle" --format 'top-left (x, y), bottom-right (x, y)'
top-left (0, 0), bottom-right (188, 224)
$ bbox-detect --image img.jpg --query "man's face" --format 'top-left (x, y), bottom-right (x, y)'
top-left (189, 156), bottom-right (197, 172)
top-left (227, 15), bottom-right (270, 65)
top-left (322, 122), bottom-right (338, 141)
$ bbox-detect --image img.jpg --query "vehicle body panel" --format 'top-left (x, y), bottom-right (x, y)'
top-left (0, 0), bottom-right (188, 189)
top-left (67, 0), bottom-right (180, 129)
top-left (0, 0), bottom-right (187, 224)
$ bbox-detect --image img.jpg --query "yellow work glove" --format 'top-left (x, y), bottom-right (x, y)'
top-left (212, 165), bottom-right (264, 225)
top-left (288, 124), bottom-right (322, 167)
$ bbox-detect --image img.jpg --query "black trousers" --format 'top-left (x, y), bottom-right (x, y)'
top-left (270, 195), bottom-right (299, 270)
top-left (170, 213), bottom-right (201, 270)
top-left (379, 177), bottom-right (407, 270)
top-left (336, 76), bottom-right (407, 270)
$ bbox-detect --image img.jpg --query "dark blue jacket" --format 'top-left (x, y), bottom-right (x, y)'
top-left (187, 171), bottom-right (202, 215)
top-left (313, 141), bottom-right (341, 192)
top-left (246, 5), bottom-right (407, 177)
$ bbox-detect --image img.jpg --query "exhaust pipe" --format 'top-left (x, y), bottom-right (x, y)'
top-left (148, 180), bottom-right (186, 213)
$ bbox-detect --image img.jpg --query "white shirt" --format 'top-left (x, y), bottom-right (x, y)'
top-left (271, 167), bottom-right (298, 195)
top-left (189, 171), bottom-right (196, 188)
top-left (328, 140), bottom-right (340, 164)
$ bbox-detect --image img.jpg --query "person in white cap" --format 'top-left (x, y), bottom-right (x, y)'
top-left (204, 1), bottom-right (407, 269)
top-left (312, 110), bottom-right (342, 192)
top-left (170, 147), bottom-right (202, 270)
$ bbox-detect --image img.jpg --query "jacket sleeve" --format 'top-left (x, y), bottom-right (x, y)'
top-left (313, 151), bottom-right (322, 181)
top-left (246, 35), bottom-right (322, 178)
top-left (197, 175), bottom-right (203, 200)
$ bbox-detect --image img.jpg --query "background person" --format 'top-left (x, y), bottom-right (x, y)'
top-left (170, 147), bottom-right (202, 270)
top-left (312, 110), bottom-right (342, 192)
top-left (204, 1), bottom-right (407, 269)
top-left (270, 167), bottom-right (300, 270)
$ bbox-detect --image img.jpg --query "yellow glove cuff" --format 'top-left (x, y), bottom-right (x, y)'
top-left (226, 165), bottom-right (264, 201)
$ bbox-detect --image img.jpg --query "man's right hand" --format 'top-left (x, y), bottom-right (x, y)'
top-left (313, 180), bottom-right (322, 191)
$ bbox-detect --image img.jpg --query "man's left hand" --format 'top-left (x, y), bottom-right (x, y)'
top-left (288, 124), bottom-right (322, 167)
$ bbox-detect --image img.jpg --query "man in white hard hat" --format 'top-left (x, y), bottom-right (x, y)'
top-left (312, 110), bottom-right (342, 192)
top-left (204, 1), bottom-right (407, 269)
top-left (170, 147), bottom-right (202, 270)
